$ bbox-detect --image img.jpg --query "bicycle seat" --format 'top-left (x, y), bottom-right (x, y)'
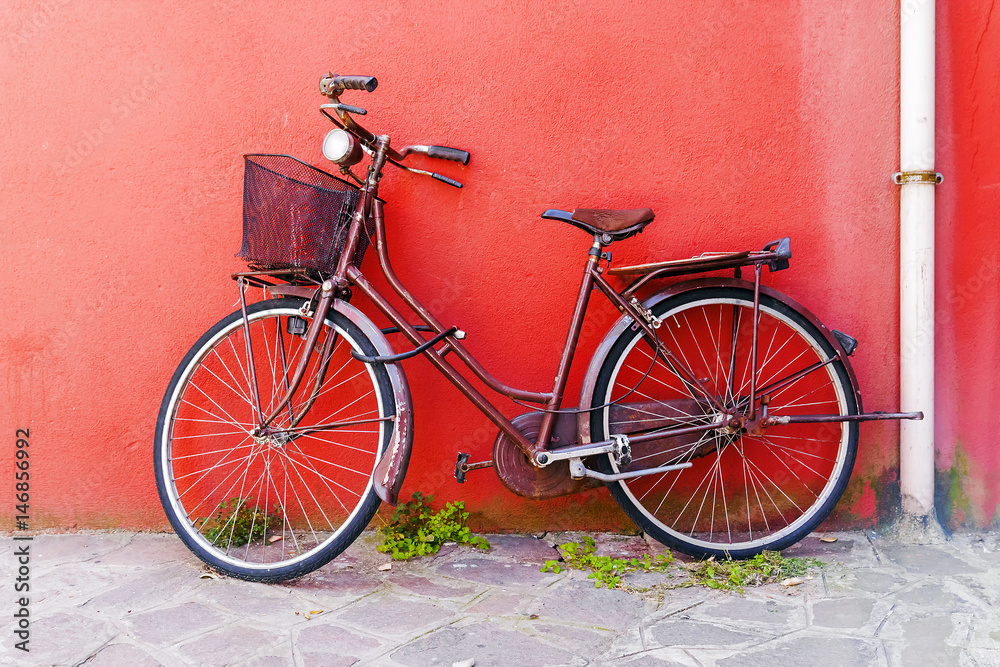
top-left (541, 208), bottom-right (655, 241)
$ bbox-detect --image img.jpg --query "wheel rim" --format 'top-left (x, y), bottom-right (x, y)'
top-left (160, 306), bottom-right (387, 571)
top-left (600, 295), bottom-right (852, 552)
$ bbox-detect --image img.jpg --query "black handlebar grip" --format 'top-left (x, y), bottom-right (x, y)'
top-left (331, 75), bottom-right (378, 92)
top-left (427, 146), bottom-right (471, 166)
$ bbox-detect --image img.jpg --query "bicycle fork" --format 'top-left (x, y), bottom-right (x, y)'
top-left (238, 277), bottom-right (338, 436)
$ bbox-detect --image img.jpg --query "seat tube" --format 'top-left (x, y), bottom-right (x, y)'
top-left (535, 236), bottom-right (603, 453)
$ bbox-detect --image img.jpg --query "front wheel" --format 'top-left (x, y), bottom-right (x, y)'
top-left (154, 298), bottom-right (396, 582)
top-left (589, 286), bottom-right (858, 559)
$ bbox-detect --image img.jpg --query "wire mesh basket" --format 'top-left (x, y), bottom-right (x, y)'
top-left (238, 154), bottom-right (369, 274)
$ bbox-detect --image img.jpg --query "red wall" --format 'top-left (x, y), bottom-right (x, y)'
top-left (935, 2), bottom-right (1000, 529)
top-left (2, 0), bottom-right (981, 532)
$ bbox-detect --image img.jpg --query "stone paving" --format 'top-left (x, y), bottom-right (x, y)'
top-left (0, 530), bottom-right (998, 666)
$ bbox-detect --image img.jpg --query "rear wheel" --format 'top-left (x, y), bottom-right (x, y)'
top-left (590, 287), bottom-right (858, 558)
top-left (155, 298), bottom-right (395, 581)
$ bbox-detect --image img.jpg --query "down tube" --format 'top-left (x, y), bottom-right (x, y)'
top-left (346, 267), bottom-right (537, 459)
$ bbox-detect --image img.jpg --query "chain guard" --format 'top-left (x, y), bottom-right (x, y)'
top-left (493, 411), bottom-right (601, 499)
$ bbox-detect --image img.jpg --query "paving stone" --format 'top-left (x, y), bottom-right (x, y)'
top-left (289, 569), bottom-right (382, 597)
top-left (532, 622), bottom-right (616, 651)
top-left (177, 625), bottom-right (286, 666)
top-left (642, 533), bottom-right (674, 559)
top-left (295, 623), bottom-right (384, 665)
top-left (621, 570), bottom-right (676, 588)
top-left (84, 642), bottom-right (163, 666)
top-left (486, 534), bottom-right (562, 563)
top-left (390, 573), bottom-right (480, 599)
top-left (781, 535), bottom-right (856, 558)
top-left (466, 592), bottom-right (527, 615)
top-left (599, 653), bottom-right (689, 667)
top-left (84, 563), bottom-right (201, 614)
top-left (390, 622), bottom-right (579, 667)
top-left (895, 582), bottom-right (958, 608)
top-left (298, 654), bottom-right (361, 667)
top-left (123, 601), bottom-right (227, 646)
top-left (92, 534), bottom-right (198, 567)
top-left (810, 597), bottom-right (874, 629)
top-left (438, 557), bottom-right (551, 586)
top-left (880, 544), bottom-right (983, 575)
top-left (528, 579), bottom-right (648, 631)
top-left (33, 534), bottom-right (130, 567)
top-left (699, 597), bottom-right (797, 626)
top-left (651, 586), bottom-right (722, 618)
top-left (718, 635), bottom-right (879, 666)
top-left (240, 655), bottom-right (295, 667)
top-left (335, 596), bottom-right (455, 637)
top-left (967, 648), bottom-right (1000, 665)
top-left (32, 563), bottom-right (119, 607)
top-left (25, 611), bottom-right (118, 667)
top-left (649, 619), bottom-right (757, 647)
top-left (846, 569), bottom-right (905, 594)
top-left (591, 534), bottom-right (654, 560)
top-left (192, 579), bottom-right (305, 624)
top-left (900, 615), bottom-right (961, 666)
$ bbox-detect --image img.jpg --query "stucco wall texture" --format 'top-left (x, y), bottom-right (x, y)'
top-left (0, 1), bottom-right (991, 532)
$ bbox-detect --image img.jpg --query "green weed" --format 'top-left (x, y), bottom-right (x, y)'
top-left (377, 492), bottom-right (490, 560)
top-left (541, 535), bottom-right (674, 589)
top-left (199, 497), bottom-right (281, 548)
top-left (686, 551), bottom-right (823, 592)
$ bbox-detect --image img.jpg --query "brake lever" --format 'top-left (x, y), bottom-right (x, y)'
top-left (320, 103), bottom-right (367, 116)
top-left (432, 173), bottom-right (463, 188)
top-left (387, 157), bottom-right (463, 188)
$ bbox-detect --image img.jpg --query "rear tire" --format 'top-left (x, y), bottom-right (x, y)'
top-left (154, 298), bottom-right (395, 581)
top-left (589, 287), bottom-right (858, 558)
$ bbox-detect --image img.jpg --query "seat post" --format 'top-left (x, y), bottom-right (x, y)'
top-left (533, 235), bottom-right (606, 458)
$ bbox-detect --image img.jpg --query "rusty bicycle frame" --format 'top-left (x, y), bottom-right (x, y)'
top-left (232, 73), bottom-right (922, 507)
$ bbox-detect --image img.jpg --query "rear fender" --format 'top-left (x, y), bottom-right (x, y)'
top-left (578, 277), bottom-right (863, 443)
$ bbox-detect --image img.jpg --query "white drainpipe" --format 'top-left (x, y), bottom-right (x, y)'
top-left (897, 0), bottom-right (938, 521)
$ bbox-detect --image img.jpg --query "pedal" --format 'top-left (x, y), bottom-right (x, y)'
top-left (454, 452), bottom-right (493, 483)
top-left (455, 453), bottom-right (471, 483)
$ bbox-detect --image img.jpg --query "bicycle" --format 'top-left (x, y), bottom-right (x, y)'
top-left (154, 74), bottom-right (922, 582)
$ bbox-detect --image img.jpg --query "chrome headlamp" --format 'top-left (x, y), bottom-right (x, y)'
top-left (322, 128), bottom-right (363, 167)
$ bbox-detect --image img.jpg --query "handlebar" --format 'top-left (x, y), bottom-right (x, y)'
top-left (319, 72), bottom-right (469, 186)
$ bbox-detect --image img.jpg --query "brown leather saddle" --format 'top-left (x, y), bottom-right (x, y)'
top-left (541, 208), bottom-right (654, 241)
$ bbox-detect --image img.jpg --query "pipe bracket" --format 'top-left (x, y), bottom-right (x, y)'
top-left (893, 171), bottom-right (943, 185)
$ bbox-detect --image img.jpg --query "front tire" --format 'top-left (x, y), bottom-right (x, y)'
top-left (590, 287), bottom-right (858, 558)
top-left (154, 298), bottom-right (395, 582)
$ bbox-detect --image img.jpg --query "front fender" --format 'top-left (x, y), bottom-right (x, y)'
top-left (333, 299), bottom-right (413, 506)
top-left (577, 278), bottom-right (863, 443)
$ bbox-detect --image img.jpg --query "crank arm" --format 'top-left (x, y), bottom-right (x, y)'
top-left (568, 458), bottom-right (693, 482)
top-left (535, 441), bottom-right (615, 466)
